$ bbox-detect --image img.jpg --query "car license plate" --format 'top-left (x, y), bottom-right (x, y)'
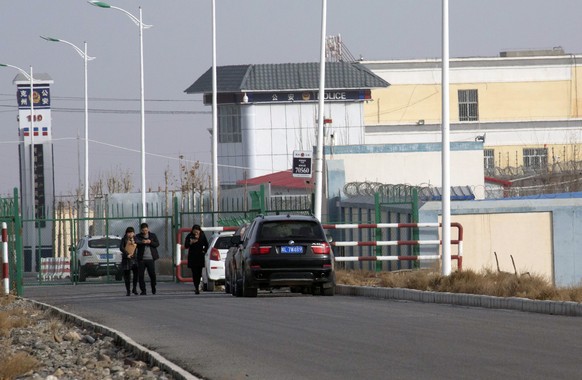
top-left (281, 246), bottom-right (303, 254)
top-left (99, 254), bottom-right (114, 260)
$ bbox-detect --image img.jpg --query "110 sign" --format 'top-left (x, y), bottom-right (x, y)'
top-left (17, 114), bottom-right (44, 122)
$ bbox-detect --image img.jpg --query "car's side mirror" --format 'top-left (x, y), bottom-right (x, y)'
top-left (326, 233), bottom-right (333, 243)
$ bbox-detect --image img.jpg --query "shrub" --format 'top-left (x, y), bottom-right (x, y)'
top-left (336, 268), bottom-right (582, 303)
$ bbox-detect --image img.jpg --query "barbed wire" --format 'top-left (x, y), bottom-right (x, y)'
top-left (343, 182), bottom-right (434, 198)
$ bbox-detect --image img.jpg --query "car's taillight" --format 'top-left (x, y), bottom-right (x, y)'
top-left (82, 250), bottom-right (92, 257)
top-left (312, 242), bottom-right (331, 254)
top-left (209, 247), bottom-right (220, 261)
top-left (250, 243), bottom-right (271, 255)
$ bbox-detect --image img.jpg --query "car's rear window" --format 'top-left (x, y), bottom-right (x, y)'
top-left (89, 238), bottom-right (121, 249)
top-left (258, 221), bottom-right (324, 241)
top-left (214, 236), bottom-right (232, 249)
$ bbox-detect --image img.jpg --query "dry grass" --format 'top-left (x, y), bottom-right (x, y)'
top-left (0, 351), bottom-right (39, 380)
top-left (0, 299), bottom-right (33, 338)
top-left (336, 268), bottom-right (582, 303)
top-left (0, 294), bottom-right (39, 380)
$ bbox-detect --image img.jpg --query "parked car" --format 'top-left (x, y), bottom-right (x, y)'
top-left (225, 224), bottom-right (250, 294)
top-left (201, 231), bottom-right (235, 291)
top-left (75, 235), bottom-right (123, 282)
top-left (229, 214), bottom-right (335, 297)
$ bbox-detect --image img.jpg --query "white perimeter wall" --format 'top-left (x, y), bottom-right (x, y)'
top-left (328, 142), bottom-right (485, 199)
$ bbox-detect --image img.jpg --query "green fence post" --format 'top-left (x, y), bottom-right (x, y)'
top-left (259, 184), bottom-right (266, 213)
top-left (412, 187), bottom-right (420, 268)
top-left (13, 187), bottom-right (23, 296)
top-left (173, 195), bottom-right (180, 282)
top-left (70, 217), bottom-right (77, 284)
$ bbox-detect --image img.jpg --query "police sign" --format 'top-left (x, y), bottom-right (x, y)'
top-left (292, 150), bottom-right (312, 178)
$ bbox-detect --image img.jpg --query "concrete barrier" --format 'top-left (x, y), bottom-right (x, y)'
top-left (336, 285), bottom-right (582, 317)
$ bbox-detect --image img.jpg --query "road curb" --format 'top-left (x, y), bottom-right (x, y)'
top-left (336, 285), bottom-right (582, 317)
top-left (27, 299), bottom-right (201, 380)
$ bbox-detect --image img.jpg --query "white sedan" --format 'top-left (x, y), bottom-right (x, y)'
top-left (202, 231), bottom-right (235, 291)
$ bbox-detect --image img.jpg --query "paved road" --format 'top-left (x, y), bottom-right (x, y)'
top-left (24, 282), bottom-right (582, 380)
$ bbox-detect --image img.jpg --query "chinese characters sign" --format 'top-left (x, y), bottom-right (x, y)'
top-left (16, 84), bottom-right (52, 142)
top-left (17, 85), bottom-right (51, 109)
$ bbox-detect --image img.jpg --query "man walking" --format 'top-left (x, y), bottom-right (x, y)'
top-left (135, 222), bottom-right (160, 295)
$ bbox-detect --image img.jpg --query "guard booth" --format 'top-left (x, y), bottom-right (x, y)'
top-left (13, 73), bottom-right (56, 274)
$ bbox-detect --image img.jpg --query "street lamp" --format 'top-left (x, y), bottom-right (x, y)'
top-left (314, 0), bottom-right (327, 220)
top-left (211, 0), bottom-right (218, 221)
top-left (88, 0), bottom-right (152, 220)
top-left (40, 36), bottom-right (95, 236)
top-left (0, 62), bottom-right (36, 250)
top-left (441, 0), bottom-right (452, 276)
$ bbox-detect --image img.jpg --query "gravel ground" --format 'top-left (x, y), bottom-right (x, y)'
top-left (0, 297), bottom-right (176, 380)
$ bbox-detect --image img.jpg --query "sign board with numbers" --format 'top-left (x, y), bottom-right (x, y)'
top-left (292, 150), bottom-right (312, 178)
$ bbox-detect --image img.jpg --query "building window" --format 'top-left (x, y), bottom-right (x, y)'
top-left (458, 89), bottom-right (479, 121)
top-left (218, 105), bottom-right (241, 143)
top-left (523, 148), bottom-right (548, 169)
top-left (484, 149), bottom-right (494, 170)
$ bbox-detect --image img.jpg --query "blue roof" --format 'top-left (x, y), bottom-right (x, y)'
top-left (420, 186), bottom-right (475, 201)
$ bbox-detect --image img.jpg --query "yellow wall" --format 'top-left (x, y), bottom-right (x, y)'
top-left (487, 144), bottom-right (582, 168)
top-left (450, 213), bottom-right (554, 281)
top-left (366, 80), bottom-right (576, 125)
top-left (573, 66), bottom-right (582, 117)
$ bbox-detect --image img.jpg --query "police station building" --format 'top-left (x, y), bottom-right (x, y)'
top-left (185, 62), bottom-right (389, 187)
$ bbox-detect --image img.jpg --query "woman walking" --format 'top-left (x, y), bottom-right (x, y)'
top-left (120, 226), bottom-right (138, 296)
top-left (184, 224), bottom-right (208, 294)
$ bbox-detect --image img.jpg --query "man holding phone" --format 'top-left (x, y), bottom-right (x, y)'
top-left (135, 222), bottom-right (160, 295)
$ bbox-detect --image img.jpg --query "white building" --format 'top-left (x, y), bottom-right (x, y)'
top-left (185, 62), bottom-right (389, 187)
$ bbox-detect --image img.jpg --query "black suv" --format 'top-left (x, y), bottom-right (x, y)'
top-left (228, 214), bottom-right (335, 297)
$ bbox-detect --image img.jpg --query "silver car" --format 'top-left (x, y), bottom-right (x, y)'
top-left (75, 235), bottom-right (123, 282)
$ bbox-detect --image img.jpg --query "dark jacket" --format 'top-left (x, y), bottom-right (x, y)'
top-left (184, 231), bottom-right (208, 268)
top-left (119, 235), bottom-right (138, 271)
top-left (135, 231), bottom-right (160, 261)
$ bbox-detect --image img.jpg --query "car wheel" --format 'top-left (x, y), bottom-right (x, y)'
top-left (290, 286), bottom-right (301, 293)
top-left (231, 280), bottom-right (236, 296)
top-left (234, 271), bottom-right (243, 297)
top-left (242, 271), bottom-right (257, 298)
top-left (78, 263), bottom-right (87, 282)
top-left (206, 279), bottom-right (215, 292)
top-left (322, 284), bottom-right (335, 296)
top-left (225, 275), bottom-right (231, 293)
top-left (202, 270), bottom-right (208, 291)
top-left (302, 286), bottom-right (314, 295)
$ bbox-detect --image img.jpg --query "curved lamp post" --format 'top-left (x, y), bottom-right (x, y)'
top-left (0, 62), bottom-right (36, 254)
top-left (41, 36), bottom-right (95, 236)
top-left (314, 0), bottom-right (327, 221)
top-left (88, 0), bottom-right (152, 220)
top-left (211, 0), bottom-right (218, 221)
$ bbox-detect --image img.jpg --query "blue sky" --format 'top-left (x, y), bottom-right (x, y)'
top-left (2, 0), bottom-right (582, 196)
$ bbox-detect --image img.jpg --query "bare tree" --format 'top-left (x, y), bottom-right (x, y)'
top-left (178, 159), bottom-right (208, 193)
top-left (91, 167), bottom-right (134, 196)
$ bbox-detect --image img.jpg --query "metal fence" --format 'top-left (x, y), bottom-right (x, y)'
top-left (12, 188), bottom-right (312, 289)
